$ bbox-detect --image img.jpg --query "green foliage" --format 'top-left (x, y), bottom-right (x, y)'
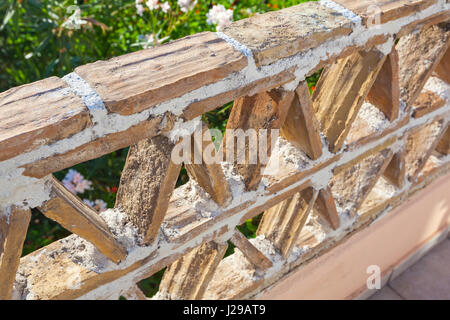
top-left (0, 0), bottom-right (315, 92)
top-left (138, 268), bottom-right (166, 297)
top-left (23, 209), bottom-right (71, 255)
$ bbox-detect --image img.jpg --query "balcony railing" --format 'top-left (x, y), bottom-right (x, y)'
top-left (0, 0), bottom-right (449, 300)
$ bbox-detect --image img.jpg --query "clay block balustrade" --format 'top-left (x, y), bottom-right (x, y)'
top-left (0, 0), bottom-right (449, 300)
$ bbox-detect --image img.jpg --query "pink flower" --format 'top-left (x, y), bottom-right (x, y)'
top-left (83, 199), bottom-right (108, 212)
top-left (62, 169), bottom-right (92, 195)
top-left (63, 180), bottom-right (76, 194)
top-left (72, 172), bottom-right (83, 184)
top-left (74, 179), bottom-right (92, 194)
top-left (206, 5), bottom-right (233, 31)
top-left (94, 200), bottom-right (108, 212)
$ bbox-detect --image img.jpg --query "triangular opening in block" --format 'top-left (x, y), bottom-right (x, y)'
top-left (366, 47), bottom-right (400, 121)
top-left (359, 176), bottom-right (398, 218)
top-left (329, 147), bottom-right (394, 217)
top-left (397, 22), bottom-right (450, 109)
top-left (312, 48), bottom-right (388, 153)
top-left (345, 101), bottom-right (391, 147)
top-left (404, 119), bottom-right (446, 182)
top-left (383, 150), bottom-right (406, 189)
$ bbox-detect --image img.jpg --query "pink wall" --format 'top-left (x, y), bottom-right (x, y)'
top-left (259, 173), bottom-right (450, 300)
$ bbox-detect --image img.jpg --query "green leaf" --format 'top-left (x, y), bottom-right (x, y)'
top-left (43, 57), bottom-right (59, 77)
top-left (0, 1), bottom-right (15, 31)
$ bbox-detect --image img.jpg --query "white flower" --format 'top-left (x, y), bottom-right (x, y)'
top-left (61, 6), bottom-right (87, 30)
top-left (146, 0), bottom-right (159, 10)
top-left (141, 34), bottom-right (155, 48)
top-left (136, 4), bottom-right (145, 16)
top-left (160, 2), bottom-right (170, 13)
top-left (135, 33), bottom-right (169, 48)
top-left (206, 5), bottom-right (233, 31)
top-left (178, 0), bottom-right (196, 13)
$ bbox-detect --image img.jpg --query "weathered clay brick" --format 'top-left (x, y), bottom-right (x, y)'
top-left (334, 0), bottom-right (437, 26)
top-left (398, 23), bottom-right (450, 109)
top-left (75, 32), bottom-right (247, 115)
top-left (0, 206), bottom-right (31, 300)
top-left (436, 126), bottom-right (450, 155)
top-left (366, 48), bottom-right (400, 121)
top-left (412, 90), bottom-right (446, 118)
top-left (404, 120), bottom-right (446, 180)
top-left (225, 88), bottom-right (294, 191)
top-left (383, 151), bottom-right (407, 188)
top-left (313, 48), bottom-right (387, 153)
top-left (434, 47), bottom-right (449, 83)
top-left (313, 187), bottom-right (341, 230)
top-left (159, 241), bottom-right (227, 300)
top-left (0, 77), bottom-right (92, 162)
top-left (330, 148), bottom-right (393, 216)
top-left (258, 188), bottom-right (316, 258)
top-left (222, 2), bottom-right (354, 66)
top-left (230, 229), bottom-right (272, 270)
top-left (39, 176), bottom-right (127, 263)
top-left (21, 115), bottom-right (162, 178)
top-left (281, 82), bottom-right (323, 160)
top-left (116, 134), bottom-right (181, 244)
top-left (185, 122), bottom-right (232, 206)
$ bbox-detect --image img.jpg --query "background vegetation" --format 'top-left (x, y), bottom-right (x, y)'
top-left (1, 0), bottom-right (317, 297)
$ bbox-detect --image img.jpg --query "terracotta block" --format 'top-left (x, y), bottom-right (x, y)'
top-left (185, 123), bottom-right (232, 206)
top-left (397, 23), bottom-right (450, 109)
top-left (333, 0), bottom-right (437, 26)
top-left (222, 2), bottom-right (353, 66)
top-left (314, 187), bottom-right (341, 230)
top-left (230, 229), bottom-right (273, 270)
top-left (436, 126), bottom-right (450, 155)
top-left (0, 206), bottom-right (31, 300)
top-left (158, 241), bottom-right (227, 300)
top-left (0, 77), bottom-right (92, 162)
top-left (115, 135), bottom-right (181, 244)
top-left (258, 188), bottom-right (317, 258)
top-left (281, 82), bottom-right (323, 160)
top-left (39, 176), bottom-right (127, 263)
top-left (75, 32), bottom-right (247, 115)
top-left (434, 47), bottom-right (450, 83)
top-left (383, 151), bottom-right (407, 188)
top-left (225, 88), bottom-right (294, 191)
top-left (313, 48), bottom-right (387, 153)
top-left (330, 148), bottom-right (393, 216)
top-left (404, 120), bottom-right (446, 181)
top-left (366, 48), bottom-right (400, 121)
top-left (412, 90), bottom-right (446, 118)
